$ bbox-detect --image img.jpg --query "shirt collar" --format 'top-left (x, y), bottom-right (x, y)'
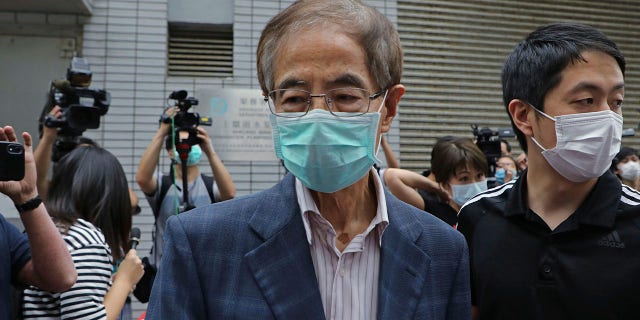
top-left (297, 168), bottom-right (389, 246)
top-left (504, 169), bottom-right (621, 227)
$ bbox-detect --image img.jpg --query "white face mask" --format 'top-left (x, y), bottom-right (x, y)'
top-left (530, 106), bottom-right (622, 182)
top-left (619, 161), bottom-right (640, 181)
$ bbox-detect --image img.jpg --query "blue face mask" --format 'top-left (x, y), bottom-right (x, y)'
top-left (495, 168), bottom-right (517, 184)
top-left (173, 145), bottom-right (202, 166)
top-left (270, 108), bottom-right (382, 193)
top-left (451, 180), bottom-right (487, 206)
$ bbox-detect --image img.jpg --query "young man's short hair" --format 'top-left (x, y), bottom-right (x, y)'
top-left (501, 23), bottom-right (625, 152)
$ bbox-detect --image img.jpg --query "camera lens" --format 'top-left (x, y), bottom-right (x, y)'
top-left (7, 144), bottom-right (23, 154)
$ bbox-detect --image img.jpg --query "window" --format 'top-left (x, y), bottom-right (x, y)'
top-left (167, 23), bottom-right (232, 77)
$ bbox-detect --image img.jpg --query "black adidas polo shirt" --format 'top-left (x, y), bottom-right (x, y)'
top-left (457, 170), bottom-right (640, 320)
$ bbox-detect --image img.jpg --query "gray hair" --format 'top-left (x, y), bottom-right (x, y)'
top-left (257, 0), bottom-right (403, 94)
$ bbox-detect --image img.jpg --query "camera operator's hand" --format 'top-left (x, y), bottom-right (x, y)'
top-left (42, 105), bottom-right (62, 136)
top-left (159, 107), bottom-right (178, 136)
top-left (0, 126), bottom-right (38, 204)
top-left (196, 126), bottom-right (215, 156)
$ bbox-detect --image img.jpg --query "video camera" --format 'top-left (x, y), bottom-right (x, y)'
top-left (39, 57), bottom-right (111, 161)
top-left (161, 90), bottom-right (211, 148)
top-left (471, 124), bottom-right (515, 181)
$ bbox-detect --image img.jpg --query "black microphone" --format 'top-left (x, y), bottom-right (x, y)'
top-left (129, 227), bottom-right (141, 250)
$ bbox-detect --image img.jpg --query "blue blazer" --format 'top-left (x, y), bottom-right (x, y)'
top-left (146, 174), bottom-right (471, 319)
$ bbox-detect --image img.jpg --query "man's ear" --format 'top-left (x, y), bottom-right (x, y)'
top-left (508, 99), bottom-right (534, 137)
top-left (380, 84), bottom-right (405, 132)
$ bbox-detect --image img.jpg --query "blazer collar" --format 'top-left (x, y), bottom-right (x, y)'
top-left (377, 191), bottom-right (432, 320)
top-left (245, 174), bottom-right (325, 319)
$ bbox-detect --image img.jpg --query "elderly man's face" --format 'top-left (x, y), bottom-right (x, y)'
top-left (272, 26), bottom-right (390, 122)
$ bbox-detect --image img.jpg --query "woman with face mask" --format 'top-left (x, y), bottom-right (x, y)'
top-left (612, 147), bottom-right (640, 191)
top-left (384, 137), bottom-right (488, 226)
top-left (495, 155), bottom-right (519, 185)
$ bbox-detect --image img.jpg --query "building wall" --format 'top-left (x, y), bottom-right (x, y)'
top-left (397, 0), bottom-right (640, 172)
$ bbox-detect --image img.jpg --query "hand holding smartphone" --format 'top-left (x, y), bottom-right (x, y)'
top-left (0, 126), bottom-right (36, 205)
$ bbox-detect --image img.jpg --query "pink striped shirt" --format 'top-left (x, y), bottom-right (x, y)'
top-left (296, 169), bottom-right (389, 320)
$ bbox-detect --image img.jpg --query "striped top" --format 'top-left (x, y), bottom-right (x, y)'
top-left (296, 169), bottom-right (389, 320)
top-left (22, 218), bottom-right (112, 319)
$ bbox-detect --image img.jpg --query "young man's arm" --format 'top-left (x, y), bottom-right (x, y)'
top-left (197, 126), bottom-right (236, 201)
top-left (0, 126), bottom-right (76, 291)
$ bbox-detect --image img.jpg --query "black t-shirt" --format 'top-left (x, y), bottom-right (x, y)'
top-left (418, 189), bottom-right (458, 226)
top-left (457, 171), bottom-right (640, 320)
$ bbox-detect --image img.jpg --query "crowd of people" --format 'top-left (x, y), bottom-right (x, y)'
top-left (1, 0), bottom-right (639, 319)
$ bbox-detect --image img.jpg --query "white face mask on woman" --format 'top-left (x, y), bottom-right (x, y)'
top-left (619, 161), bottom-right (640, 181)
top-left (529, 106), bottom-right (622, 182)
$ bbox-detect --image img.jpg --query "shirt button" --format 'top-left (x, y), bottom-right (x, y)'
top-left (540, 264), bottom-right (553, 280)
top-left (339, 269), bottom-right (345, 277)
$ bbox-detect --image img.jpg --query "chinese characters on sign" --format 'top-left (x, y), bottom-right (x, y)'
top-left (195, 89), bottom-right (276, 161)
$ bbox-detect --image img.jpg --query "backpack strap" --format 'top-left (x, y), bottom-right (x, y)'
top-left (201, 173), bottom-right (216, 203)
top-left (155, 174), bottom-right (174, 219)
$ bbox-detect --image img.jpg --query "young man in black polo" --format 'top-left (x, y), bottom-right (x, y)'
top-left (457, 23), bottom-right (640, 320)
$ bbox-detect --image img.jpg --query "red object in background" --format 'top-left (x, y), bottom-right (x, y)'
top-left (136, 311), bottom-right (146, 320)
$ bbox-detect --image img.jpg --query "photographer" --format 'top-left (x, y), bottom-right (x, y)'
top-left (34, 57), bottom-right (112, 201)
top-left (35, 107), bottom-right (141, 215)
top-left (134, 106), bottom-right (235, 299)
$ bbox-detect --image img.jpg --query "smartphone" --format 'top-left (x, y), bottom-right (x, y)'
top-left (0, 141), bottom-right (25, 181)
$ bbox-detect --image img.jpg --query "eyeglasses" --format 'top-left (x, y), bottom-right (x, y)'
top-left (265, 87), bottom-right (387, 118)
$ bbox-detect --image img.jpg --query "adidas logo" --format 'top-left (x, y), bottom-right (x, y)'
top-left (597, 230), bottom-right (625, 248)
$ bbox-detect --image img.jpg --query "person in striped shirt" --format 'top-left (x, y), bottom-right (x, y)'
top-left (22, 146), bottom-right (144, 319)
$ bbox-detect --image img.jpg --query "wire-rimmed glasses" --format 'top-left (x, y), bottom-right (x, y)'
top-left (265, 87), bottom-right (387, 118)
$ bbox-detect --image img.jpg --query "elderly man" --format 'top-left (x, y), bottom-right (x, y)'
top-left (146, 1), bottom-right (470, 319)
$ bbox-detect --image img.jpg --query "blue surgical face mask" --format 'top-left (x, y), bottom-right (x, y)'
top-left (270, 100), bottom-right (385, 193)
top-left (495, 168), bottom-right (517, 184)
top-left (173, 145), bottom-right (202, 166)
top-left (451, 180), bottom-right (487, 206)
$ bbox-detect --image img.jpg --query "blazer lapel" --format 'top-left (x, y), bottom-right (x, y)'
top-left (244, 174), bottom-right (325, 320)
top-left (378, 193), bottom-right (432, 320)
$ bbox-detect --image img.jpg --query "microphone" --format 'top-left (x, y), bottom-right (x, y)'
top-left (129, 227), bottom-right (141, 250)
